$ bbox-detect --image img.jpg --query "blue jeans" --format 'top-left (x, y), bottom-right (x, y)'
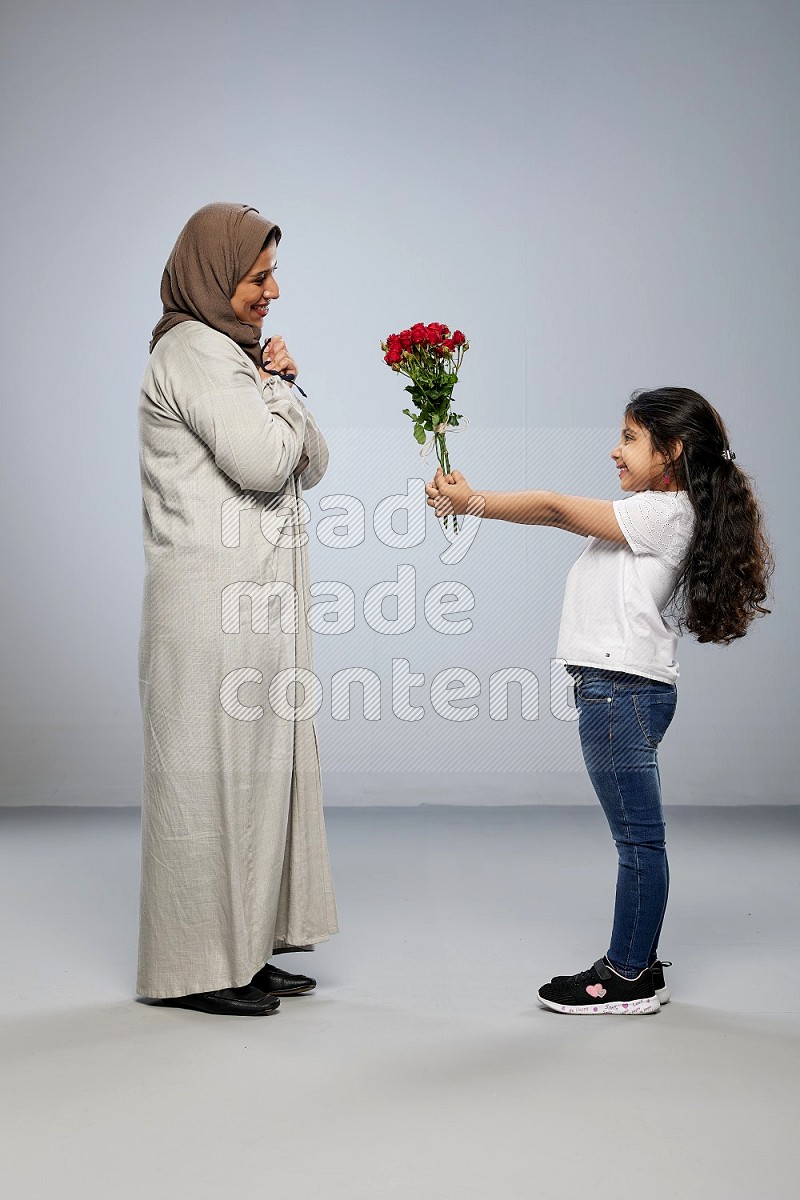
top-left (565, 665), bottom-right (678, 978)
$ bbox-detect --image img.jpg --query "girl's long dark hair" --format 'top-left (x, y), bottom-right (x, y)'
top-left (625, 388), bottom-right (774, 644)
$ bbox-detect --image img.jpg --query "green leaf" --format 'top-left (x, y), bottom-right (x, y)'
top-left (414, 426), bottom-right (427, 445)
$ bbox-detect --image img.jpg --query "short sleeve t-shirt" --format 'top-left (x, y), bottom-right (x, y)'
top-left (555, 489), bottom-right (696, 683)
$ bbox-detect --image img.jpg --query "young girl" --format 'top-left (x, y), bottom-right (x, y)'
top-left (425, 388), bottom-right (773, 1015)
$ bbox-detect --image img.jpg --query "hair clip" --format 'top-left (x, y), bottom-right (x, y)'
top-left (721, 448), bottom-right (736, 461)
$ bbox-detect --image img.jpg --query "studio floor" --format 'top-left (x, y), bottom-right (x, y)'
top-left (1, 804), bottom-right (798, 1200)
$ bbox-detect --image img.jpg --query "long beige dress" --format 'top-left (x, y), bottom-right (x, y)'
top-left (136, 320), bottom-right (338, 998)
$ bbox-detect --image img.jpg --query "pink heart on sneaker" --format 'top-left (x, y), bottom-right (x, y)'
top-left (586, 984), bottom-right (607, 998)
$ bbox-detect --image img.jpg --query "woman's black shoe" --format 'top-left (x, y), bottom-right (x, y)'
top-left (156, 985), bottom-right (280, 1015)
top-left (250, 962), bottom-right (317, 995)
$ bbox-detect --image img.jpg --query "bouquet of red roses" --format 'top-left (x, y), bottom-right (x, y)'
top-left (381, 322), bottom-right (470, 532)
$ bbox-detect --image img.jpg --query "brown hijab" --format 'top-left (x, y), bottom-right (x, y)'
top-left (149, 201), bottom-right (281, 370)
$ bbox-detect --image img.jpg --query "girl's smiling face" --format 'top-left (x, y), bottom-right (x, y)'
top-left (611, 416), bottom-right (680, 492)
top-left (230, 241), bottom-right (280, 329)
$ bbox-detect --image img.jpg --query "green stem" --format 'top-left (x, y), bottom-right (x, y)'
top-left (437, 432), bottom-right (459, 534)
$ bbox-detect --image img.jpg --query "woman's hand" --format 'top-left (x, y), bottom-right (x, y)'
top-left (425, 466), bottom-right (481, 517)
top-left (258, 335), bottom-right (299, 380)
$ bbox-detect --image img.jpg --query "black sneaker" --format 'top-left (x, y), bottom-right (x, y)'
top-left (651, 959), bottom-right (672, 1004)
top-left (538, 958), bottom-right (660, 1015)
top-left (551, 958), bottom-right (673, 1004)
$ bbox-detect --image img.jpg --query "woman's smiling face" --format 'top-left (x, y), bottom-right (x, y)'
top-left (611, 416), bottom-right (678, 492)
top-left (230, 240), bottom-right (280, 329)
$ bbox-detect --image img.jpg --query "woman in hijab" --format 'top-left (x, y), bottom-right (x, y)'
top-left (137, 201), bottom-right (338, 1016)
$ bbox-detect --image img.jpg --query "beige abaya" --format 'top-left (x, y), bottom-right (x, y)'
top-left (136, 318), bottom-right (338, 998)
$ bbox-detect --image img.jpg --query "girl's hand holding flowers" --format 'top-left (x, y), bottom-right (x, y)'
top-left (426, 467), bottom-right (483, 519)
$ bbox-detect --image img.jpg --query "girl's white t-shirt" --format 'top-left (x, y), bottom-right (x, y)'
top-left (555, 489), bottom-right (696, 683)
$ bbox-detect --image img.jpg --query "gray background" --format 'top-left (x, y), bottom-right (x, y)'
top-left (1, 0), bottom-right (797, 805)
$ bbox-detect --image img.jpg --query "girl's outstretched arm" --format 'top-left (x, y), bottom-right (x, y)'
top-left (426, 467), bottom-right (627, 544)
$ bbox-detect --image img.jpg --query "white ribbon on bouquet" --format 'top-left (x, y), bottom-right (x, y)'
top-left (418, 415), bottom-right (471, 462)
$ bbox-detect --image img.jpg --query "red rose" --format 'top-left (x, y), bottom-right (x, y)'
top-left (452, 330), bottom-right (466, 346)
